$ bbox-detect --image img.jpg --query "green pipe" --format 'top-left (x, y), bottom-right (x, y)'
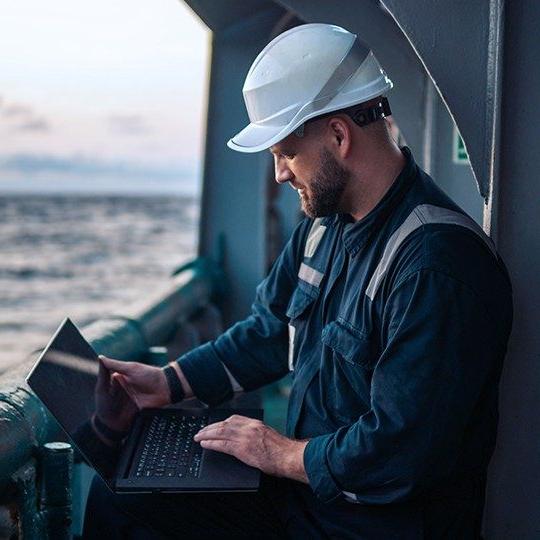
top-left (0, 385), bottom-right (57, 496)
top-left (0, 257), bottom-right (221, 495)
top-left (12, 461), bottom-right (41, 540)
top-left (147, 346), bottom-right (169, 367)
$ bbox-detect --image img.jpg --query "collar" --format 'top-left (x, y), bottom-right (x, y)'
top-left (322, 147), bottom-right (417, 256)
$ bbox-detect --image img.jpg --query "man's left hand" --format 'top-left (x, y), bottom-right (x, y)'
top-left (194, 415), bottom-right (309, 483)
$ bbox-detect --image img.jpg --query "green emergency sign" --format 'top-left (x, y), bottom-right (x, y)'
top-left (453, 127), bottom-right (469, 164)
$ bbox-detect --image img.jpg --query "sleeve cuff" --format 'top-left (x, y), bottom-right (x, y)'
top-left (177, 342), bottom-right (234, 406)
top-left (303, 433), bottom-right (343, 503)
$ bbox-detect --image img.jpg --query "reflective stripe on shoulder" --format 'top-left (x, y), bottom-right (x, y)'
top-left (297, 217), bottom-right (326, 287)
top-left (365, 204), bottom-right (497, 301)
top-left (304, 218), bottom-right (326, 258)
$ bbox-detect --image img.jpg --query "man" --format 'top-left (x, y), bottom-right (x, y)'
top-left (84, 24), bottom-right (512, 539)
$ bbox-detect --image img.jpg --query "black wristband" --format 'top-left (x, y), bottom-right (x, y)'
top-left (163, 364), bottom-right (185, 403)
top-left (93, 414), bottom-right (129, 442)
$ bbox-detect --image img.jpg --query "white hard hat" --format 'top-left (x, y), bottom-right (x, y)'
top-left (227, 23), bottom-right (393, 153)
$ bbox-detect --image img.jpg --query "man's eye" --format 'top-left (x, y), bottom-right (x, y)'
top-left (282, 153), bottom-right (295, 160)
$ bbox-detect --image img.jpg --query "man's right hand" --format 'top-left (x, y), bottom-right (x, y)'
top-left (99, 355), bottom-right (171, 410)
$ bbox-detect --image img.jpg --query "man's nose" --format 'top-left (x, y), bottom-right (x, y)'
top-left (274, 157), bottom-right (294, 185)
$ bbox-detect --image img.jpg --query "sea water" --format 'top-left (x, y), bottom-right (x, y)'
top-left (0, 194), bottom-right (198, 371)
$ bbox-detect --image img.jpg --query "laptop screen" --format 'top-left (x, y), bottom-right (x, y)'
top-left (27, 318), bottom-right (119, 487)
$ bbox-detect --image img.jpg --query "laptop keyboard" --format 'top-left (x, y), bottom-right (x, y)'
top-left (135, 415), bottom-right (209, 479)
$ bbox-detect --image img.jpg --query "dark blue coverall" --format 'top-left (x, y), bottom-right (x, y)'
top-left (84, 148), bottom-right (513, 539)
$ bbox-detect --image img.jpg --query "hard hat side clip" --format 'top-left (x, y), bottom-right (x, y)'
top-left (293, 97), bottom-right (392, 139)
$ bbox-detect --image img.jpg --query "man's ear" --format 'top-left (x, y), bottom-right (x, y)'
top-left (327, 117), bottom-right (352, 158)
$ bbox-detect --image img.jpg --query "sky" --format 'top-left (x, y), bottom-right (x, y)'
top-left (0, 0), bottom-right (210, 194)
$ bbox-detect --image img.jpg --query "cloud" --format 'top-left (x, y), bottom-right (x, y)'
top-left (14, 118), bottom-right (51, 132)
top-left (107, 114), bottom-right (151, 135)
top-left (2, 103), bottom-right (34, 118)
top-left (0, 99), bottom-right (51, 132)
top-left (0, 153), bottom-right (190, 180)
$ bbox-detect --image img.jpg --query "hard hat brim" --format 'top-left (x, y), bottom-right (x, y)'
top-left (227, 121), bottom-right (291, 153)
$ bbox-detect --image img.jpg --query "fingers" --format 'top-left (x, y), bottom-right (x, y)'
top-left (99, 356), bottom-right (139, 396)
top-left (96, 356), bottom-right (110, 391)
top-left (111, 371), bottom-right (126, 389)
top-left (111, 372), bottom-right (140, 409)
top-left (194, 423), bottom-right (240, 442)
top-left (99, 355), bottom-right (133, 375)
top-left (110, 376), bottom-right (138, 411)
top-left (199, 439), bottom-right (237, 454)
top-left (196, 415), bottom-right (252, 435)
top-left (194, 415), bottom-right (259, 442)
top-left (194, 417), bottom-right (268, 471)
top-left (195, 418), bottom-right (232, 439)
top-left (109, 373), bottom-right (124, 398)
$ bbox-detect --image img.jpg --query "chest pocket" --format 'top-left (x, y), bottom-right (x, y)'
top-left (286, 282), bottom-right (319, 371)
top-left (322, 319), bottom-right (378, 370)
top-left (321, 319), bottom-right (378, 422)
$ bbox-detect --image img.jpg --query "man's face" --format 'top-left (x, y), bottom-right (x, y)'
top-left (270, 137), bottom-right (351, 219)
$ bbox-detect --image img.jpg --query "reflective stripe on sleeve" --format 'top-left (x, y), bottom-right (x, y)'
top-left (298, 263), bottom-right (324, 287)
top-left (288, 324), bottom-right (296, 371)
top-left (342, 490), bottom-right (360, 503)
top-left (221, 361), bottom-right (243, 392)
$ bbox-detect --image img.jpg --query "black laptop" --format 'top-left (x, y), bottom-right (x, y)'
top-left (26, 317), bottom-right (262, 494)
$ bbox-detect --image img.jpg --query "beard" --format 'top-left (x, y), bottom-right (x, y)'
top-left (300, 148), bottom-right (350, 218)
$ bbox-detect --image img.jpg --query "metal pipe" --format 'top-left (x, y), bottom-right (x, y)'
top-left (41, 442), bottom-right (73, 540)
top-left (12, 461), bottom-right (42, 540)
